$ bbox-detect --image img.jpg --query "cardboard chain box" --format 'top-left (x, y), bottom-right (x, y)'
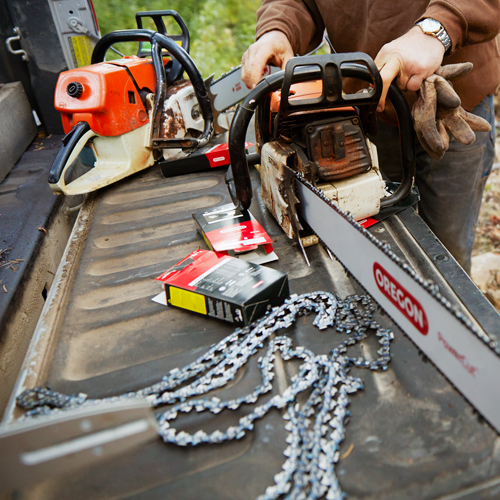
top-left (192, 203), bottom-right (277, 264)
top-left (156, 250), bottom-right (289, 325)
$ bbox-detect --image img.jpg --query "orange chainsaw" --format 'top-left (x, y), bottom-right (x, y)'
top-left (48, 11), bottom-right (213, 195)
top-left (226, 53), bottom-right (416, 262)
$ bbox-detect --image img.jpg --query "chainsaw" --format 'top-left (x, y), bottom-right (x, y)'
top-left (225, 52), bottom-right (500, 434)
top-left (48, 10), bottom-right (281, 196)
top-left (227, 53), bottom-right (415, 263)
top-left (48, 10), bottom-right (215, 196)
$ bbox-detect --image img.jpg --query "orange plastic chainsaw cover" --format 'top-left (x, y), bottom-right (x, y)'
top-left (54, 56), bottom-right (157, 136)
top-left (270, 80), bottom-right (354, 114)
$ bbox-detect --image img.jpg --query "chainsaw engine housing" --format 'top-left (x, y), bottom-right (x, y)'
top-left (256, 80), bottom-right (386, 239)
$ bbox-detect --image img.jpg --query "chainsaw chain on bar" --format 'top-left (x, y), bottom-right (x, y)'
top-left (17, 292), bottom-right (394, 500)
top-left (293, 172), bottom-right (500, 356)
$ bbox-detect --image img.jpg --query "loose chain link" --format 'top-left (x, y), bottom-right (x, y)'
top-left (17, 291), bottom-right (394, 499)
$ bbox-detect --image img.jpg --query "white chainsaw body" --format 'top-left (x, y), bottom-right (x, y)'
top-left (260, 139), bottom-right (386, 239)
top-left (51, 83), bottom-right (205, 196)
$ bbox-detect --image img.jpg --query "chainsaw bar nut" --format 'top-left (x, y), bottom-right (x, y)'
top-left (66, 82), bottom-right (84, 99)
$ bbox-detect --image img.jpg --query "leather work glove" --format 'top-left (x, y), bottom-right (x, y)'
top-left (412, 63), bottom-right (492, 160)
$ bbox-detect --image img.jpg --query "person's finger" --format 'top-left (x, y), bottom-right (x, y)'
top-left (375, 57), bottom-right (402, 112)
top-left (460, 108), bottom-right (492, 132)
top-left (241, 45), bottom-right (273, 89)
top-left (443, 113), bottom-right (476, 145)
top-left (435, 62), bottom-right (473, 80)
top-left (406, 73), bottom-right (425, 92)
top-left (397, 72), bottom-right (409, 91)
top-left (437, 119), bottom-right (449, 152)
top-left (279, 51), bottom-right (293, 70)
top-left (434, 75), bottom-right (461, 108)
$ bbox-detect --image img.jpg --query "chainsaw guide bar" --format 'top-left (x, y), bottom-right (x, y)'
top-left (294, 172), bottom-right (500, 433)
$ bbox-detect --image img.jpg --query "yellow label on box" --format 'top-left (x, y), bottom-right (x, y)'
top-left (169, 286), bottom-right (207, 315)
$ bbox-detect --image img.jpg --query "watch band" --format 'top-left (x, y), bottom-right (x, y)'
top-left (416, 18), bottom-right (452, 52)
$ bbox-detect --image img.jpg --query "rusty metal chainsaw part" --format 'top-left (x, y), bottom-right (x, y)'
top-left (259, 139), bottom-right (386, 242)
top-left (228, 53), bottom-right (415, 214)
top-left (261, 79), bottom-right (373, 182)
top-left (49, 11), bottom-right (214, 196)
top-left (306, 114), bottom-right (372, 181)
top-left (16, 292), bottom-right (394, 500)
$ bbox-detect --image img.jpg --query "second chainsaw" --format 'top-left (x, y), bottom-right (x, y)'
top-left (48, 10), bottom-right (213, 196)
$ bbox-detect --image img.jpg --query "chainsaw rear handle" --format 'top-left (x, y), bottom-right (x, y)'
top-left (92, 29), bottom-right (213, 150)
top-left (135, 10), bottom-right (190, 84)
top-left (228, 53), bottom-right (416, 212)
top-left (48, 122), bottom-right (96, 193)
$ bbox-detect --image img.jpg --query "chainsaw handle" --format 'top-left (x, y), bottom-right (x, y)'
top-left (135, 10), bottom-right (190, 84)
top-left (92, 30), bottom-right (213, 151)
top-left (92, 29), bottom-right (155, 64)
top-left (228, 54), bottom-right (415, 211)
top-left (274, 54), bottom-right (381, 139)
top-left (48, 121), bottom-right (96, 193)
top-left (379, 83), bottom-right (415, 208)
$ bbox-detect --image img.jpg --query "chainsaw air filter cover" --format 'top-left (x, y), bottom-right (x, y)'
top-left (256, 81), bottom-right (372, 182)
top-left (305, 114), bottom-right (372, 181)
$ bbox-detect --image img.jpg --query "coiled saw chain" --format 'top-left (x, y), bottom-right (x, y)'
top-left (17, 291), bottom-right (394, 500)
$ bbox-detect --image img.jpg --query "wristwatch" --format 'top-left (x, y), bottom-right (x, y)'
top-left (415, 18), bottom-right (452, 52)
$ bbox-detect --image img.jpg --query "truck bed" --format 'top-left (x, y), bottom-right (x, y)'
top-left (4, 157), bottom-right (500, 500)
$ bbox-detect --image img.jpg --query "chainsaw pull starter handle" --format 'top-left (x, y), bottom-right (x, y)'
top-left (48, 121), bottom-right (96, 193)
top-left (228, 53), bottom-right (415, 212)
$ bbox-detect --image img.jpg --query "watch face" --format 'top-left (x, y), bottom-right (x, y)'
top-left (420, 18), bottom-right (441, 33)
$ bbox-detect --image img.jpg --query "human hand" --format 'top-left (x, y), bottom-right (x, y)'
top-left (374, 26), bottom-right (446, 112)
top-left (412, 63), bottom-right (491, 159)
top-left (241, 30), bottom-right (294, 89)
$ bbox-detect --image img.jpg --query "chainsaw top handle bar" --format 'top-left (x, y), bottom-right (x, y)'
top-left (135, 11), bottom-right (190, 83)
top-left (92, 30), bottom-right (213, 151)
top-left (228, 52), bottom-right (415, 212)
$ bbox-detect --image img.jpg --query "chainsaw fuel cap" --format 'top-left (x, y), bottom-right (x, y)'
top-left (66, 82), bottom-right (83, 98)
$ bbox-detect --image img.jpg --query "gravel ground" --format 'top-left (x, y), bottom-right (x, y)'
top-left (471, 98), bottom-right (500, 311)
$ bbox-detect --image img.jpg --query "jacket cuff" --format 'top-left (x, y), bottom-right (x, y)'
top-left (255, 25), bottom-right (297, 52)
top-left (417, 3), bottom-right (467, 55)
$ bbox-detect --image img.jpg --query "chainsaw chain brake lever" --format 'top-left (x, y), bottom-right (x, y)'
top-left (92, 28), bottom-right (213, 152)
top-left (228, 52), bottom-right (415, 212)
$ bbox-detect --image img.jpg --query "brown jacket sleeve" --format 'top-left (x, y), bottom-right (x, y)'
top-left (419, 0), bottom-right (500, 54)
top-left (255, 0), bottom-right (325, 55)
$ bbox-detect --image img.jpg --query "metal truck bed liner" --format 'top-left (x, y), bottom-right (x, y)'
top-left (5, 163), bottom-right (500, 500)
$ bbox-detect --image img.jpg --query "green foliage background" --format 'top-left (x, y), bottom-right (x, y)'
top-left (92, 0), bottom-right (261, 78)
